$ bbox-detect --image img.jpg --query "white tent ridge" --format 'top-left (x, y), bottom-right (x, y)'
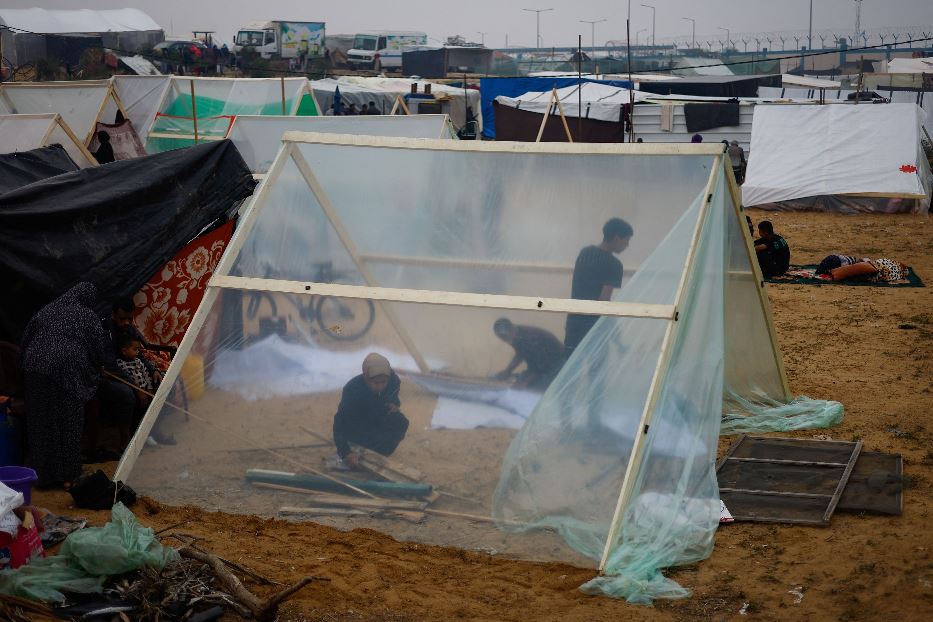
top-left (742, 103), bottom-right (932, 212)
top-left (0, 8), bottom-right (161, 34)
top-left (226, 114), bottom-right (455, 174)
top-left (0, 113), bottom-right (97, 168)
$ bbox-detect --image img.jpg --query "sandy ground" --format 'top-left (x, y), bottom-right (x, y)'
top-left (32, 208), bottom-right (933, 621)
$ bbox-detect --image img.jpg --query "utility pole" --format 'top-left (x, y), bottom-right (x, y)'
top-left (854, 0), bottom-right (863, 47)
top-left (640, 4), bottom-right (656, 47)
top-left (808, 0), bottom-right (814, 52)
top-left (682, 17), bottom-right (695, 49)
top-left (523, 8), bottom-right (554, 51)
top-left (580, 19), bottom-right (607, 59)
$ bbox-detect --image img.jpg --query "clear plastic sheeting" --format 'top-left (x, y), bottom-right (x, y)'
top-left (0, 82), bottom-right (120, 143)
top-left (721, 390), bottom-right (844, 435)
top-left (112, 75), bottom-right (173, 142)
top-left (0, 113), bottom-right (97, 168)
top-left (114, 137), bottom-right (824, 603)
top-left (146, 78), bottom-right (317, 153)
top-left (227, 114), bottom-right (455, 173)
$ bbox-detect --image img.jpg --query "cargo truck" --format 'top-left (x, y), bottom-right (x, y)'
top-left (233, 20), bottom-right (325, 59)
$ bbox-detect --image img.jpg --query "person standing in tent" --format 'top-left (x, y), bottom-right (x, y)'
top-left (330, 353), bottom-right (410, 470)
top-left (491, 318), bottom-right (564, 390)
top-left (20, 283), bottom-right (110, 489)
top-left (728, 140), bottom-right (746, 183)
top-left (564, 218), bottom-right (633, 357)
top-left (754, 221), bottom-right (790, 278)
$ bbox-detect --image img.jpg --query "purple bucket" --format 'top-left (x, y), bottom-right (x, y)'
top-left (0, 466), bottom-right (38, 506)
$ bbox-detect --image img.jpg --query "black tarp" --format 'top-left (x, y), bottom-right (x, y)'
top-left (683, 102), bottom-right (741, 132)
top-left (0, 144), bottom-right (79, 195)
top-left (0, 140), bottom-right (255, 342)
top-left (638, 75), bottom-right (781, 98)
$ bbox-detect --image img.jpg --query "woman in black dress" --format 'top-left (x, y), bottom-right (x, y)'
top-left (20, 282), bottom-right (110, 488)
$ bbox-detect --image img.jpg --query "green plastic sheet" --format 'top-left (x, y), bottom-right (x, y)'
top-left (0, 503), bottom-right (179, 604)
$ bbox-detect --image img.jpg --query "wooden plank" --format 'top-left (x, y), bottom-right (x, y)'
top-left (552, 89), bottom-right (575, 143)
top-left (599, 155), bottom-right (721, 571)
top-left (227, 442), bottom-right (330, 453)
top-left (280, 506), bottom-right (371, 517)
top-left (725, 457), bottom-right (849, 467)
top-left (534, 90), bottom-right (555, 143)
top-left (822, 440), bottom-right (862, 523)
top-left (299, 426), bottom-right (425, 483)
top-left (719, 488), bottom-right (833, 499)
top-left (280, 131), bottom-right (725, 156)
top-left (254, 483), bottom-right (427, 510)
top-left (246, 468), bottom-right (433, 498)
top-left (211, 275), bottom-right (678, 320)
top-left (56, 115), bottom-right (100, 167)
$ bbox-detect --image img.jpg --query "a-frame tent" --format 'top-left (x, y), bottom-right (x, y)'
top-left (0, 80), bottom-right (129, 147)
top-left (226, 113), bottom-right (456, 174)
top-left (0, 113), bottom-right (98, 167)
top-left (115, 136), bottom-right (804, 603)
top-left (146, 77), bottom-right (321, 153)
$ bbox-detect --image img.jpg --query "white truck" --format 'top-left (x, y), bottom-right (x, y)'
top-left (347, 31), bottom-right (428, 71)
top-left (233, 21), bottom-right (325, 59)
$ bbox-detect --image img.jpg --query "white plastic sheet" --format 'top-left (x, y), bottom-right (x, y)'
top-left (112, 76), bottom-right (171, 141)
top-left (0, 113), bottom-right (96, 168)
top-left (742, 104), bottom-right (932, 210)
top-left (0, 82), bottom-right (115, 141)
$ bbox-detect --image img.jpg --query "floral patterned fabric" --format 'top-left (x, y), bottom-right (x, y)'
top-left (131, 220), bottom-right (235, 369)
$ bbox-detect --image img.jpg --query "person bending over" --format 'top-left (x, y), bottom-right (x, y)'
top-left (564, 218), bottom-right (633, 356)
top-left (491, 318), bottom-right (564, 390)
top-left (332, 353), bottom-right (409, 469)
top-left (754, 221), bottom-right (790, 278)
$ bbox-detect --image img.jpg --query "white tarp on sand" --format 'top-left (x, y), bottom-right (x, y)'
top-left (742, 103), bottom-right (932, 208)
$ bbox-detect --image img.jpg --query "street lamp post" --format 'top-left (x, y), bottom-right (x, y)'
top-left (682, 17), bottom-right (695, 48)
top-left (477, 31), bottom-right (487, 46)
top-left (523, 8), bottom-right (554, 51)
top-left (580, 19), bottom-right (607, 59)
top-left (641, 4), bottom-right (656, 47)
top-left (718, 27), bottom-right (730, 52)
top-left (636, 28), bottom-right (647, 47)
top-left (808, 0), bottom-right (814, 52)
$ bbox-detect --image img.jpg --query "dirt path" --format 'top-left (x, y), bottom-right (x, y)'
top-left (33, 209), bottom-right (933, 621)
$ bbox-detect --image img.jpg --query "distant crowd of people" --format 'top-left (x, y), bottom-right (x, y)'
top-left (325, 101), bottom-right (384, 116)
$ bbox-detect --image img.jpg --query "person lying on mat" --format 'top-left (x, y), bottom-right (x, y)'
top-left (818, 256), bottom-right (909, 283)
top-left (754, 221), bottom-right (790, 278)
top-left (491, 318), bottom-right (564, 390)
top-left (331, 353), bottom-right (410, 470)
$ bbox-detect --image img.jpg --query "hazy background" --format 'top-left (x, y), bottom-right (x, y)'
top-left (5, 1), bottom-right (931, 47)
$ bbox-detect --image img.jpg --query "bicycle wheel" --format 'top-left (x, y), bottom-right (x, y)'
top-left (315, 295), bottom-right (376, 341)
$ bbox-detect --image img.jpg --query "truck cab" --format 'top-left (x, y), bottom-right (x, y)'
top-left (347, 31), bottom-right (427, 71)
top-left (234, 21), bottom-right (277, 59)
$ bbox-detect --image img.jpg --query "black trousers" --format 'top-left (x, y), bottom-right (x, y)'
top-left (346, 412), bottom-right (410, 457)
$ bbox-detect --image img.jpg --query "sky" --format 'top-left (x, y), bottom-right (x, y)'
top-left (5, 1), bottom-right (931, 48)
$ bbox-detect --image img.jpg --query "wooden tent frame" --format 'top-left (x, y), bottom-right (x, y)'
top-left (0, 80), bottom-right (130, 146)
top-left (388, 94), bottom-right (411, 116)
top-left (534, 88), bottom-right (575, 143)
top-left (110, 75), bottom-right (174, 144)
top-left (146, 77), bottom-right (323, 144)
top-left (114, 137), bottom-right (791, 581)
top-left (0, 112), bottom-right (99, 167)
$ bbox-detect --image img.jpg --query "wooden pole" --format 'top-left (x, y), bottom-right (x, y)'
top-left (281, 76), bottom-right (287, 114)
top-left (190, 79), bottom-right (199, 144)
top-left (534, 90), bottom-right (555, 143)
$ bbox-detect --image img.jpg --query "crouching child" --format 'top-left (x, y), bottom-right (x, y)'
top-left (331, 353), bottom-right (409, 470)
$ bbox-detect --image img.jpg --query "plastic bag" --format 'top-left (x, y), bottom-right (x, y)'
top-left (0, 503), bottom-right (179, 603)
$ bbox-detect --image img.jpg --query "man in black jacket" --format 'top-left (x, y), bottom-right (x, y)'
top-left (332, 353), bottom-right (409, 469)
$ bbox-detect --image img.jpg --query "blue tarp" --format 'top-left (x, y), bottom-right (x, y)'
top-left (480, 77), bottom-right (632, 139)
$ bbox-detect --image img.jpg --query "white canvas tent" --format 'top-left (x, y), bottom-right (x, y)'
top-left (886, 57), bottom-right (933, 75)
top-left (0, 80), bottom-right (129, 146)
top-left (110, 134), bottom-right (833, 603)
top-left (311, 77), bottom-right (482, 132)
top-left (111, 75), bottom-right (173, 143)
top-left (0, 113), bottom-right (97, 167)
top-left (495, 82), bottom-right (651, 122)
top-left (743, 103), bottom-right (932, 213)
top-left (227, 114), bottom-right (455, 174)
top-left (146, 77), bottom-right (320, 152)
